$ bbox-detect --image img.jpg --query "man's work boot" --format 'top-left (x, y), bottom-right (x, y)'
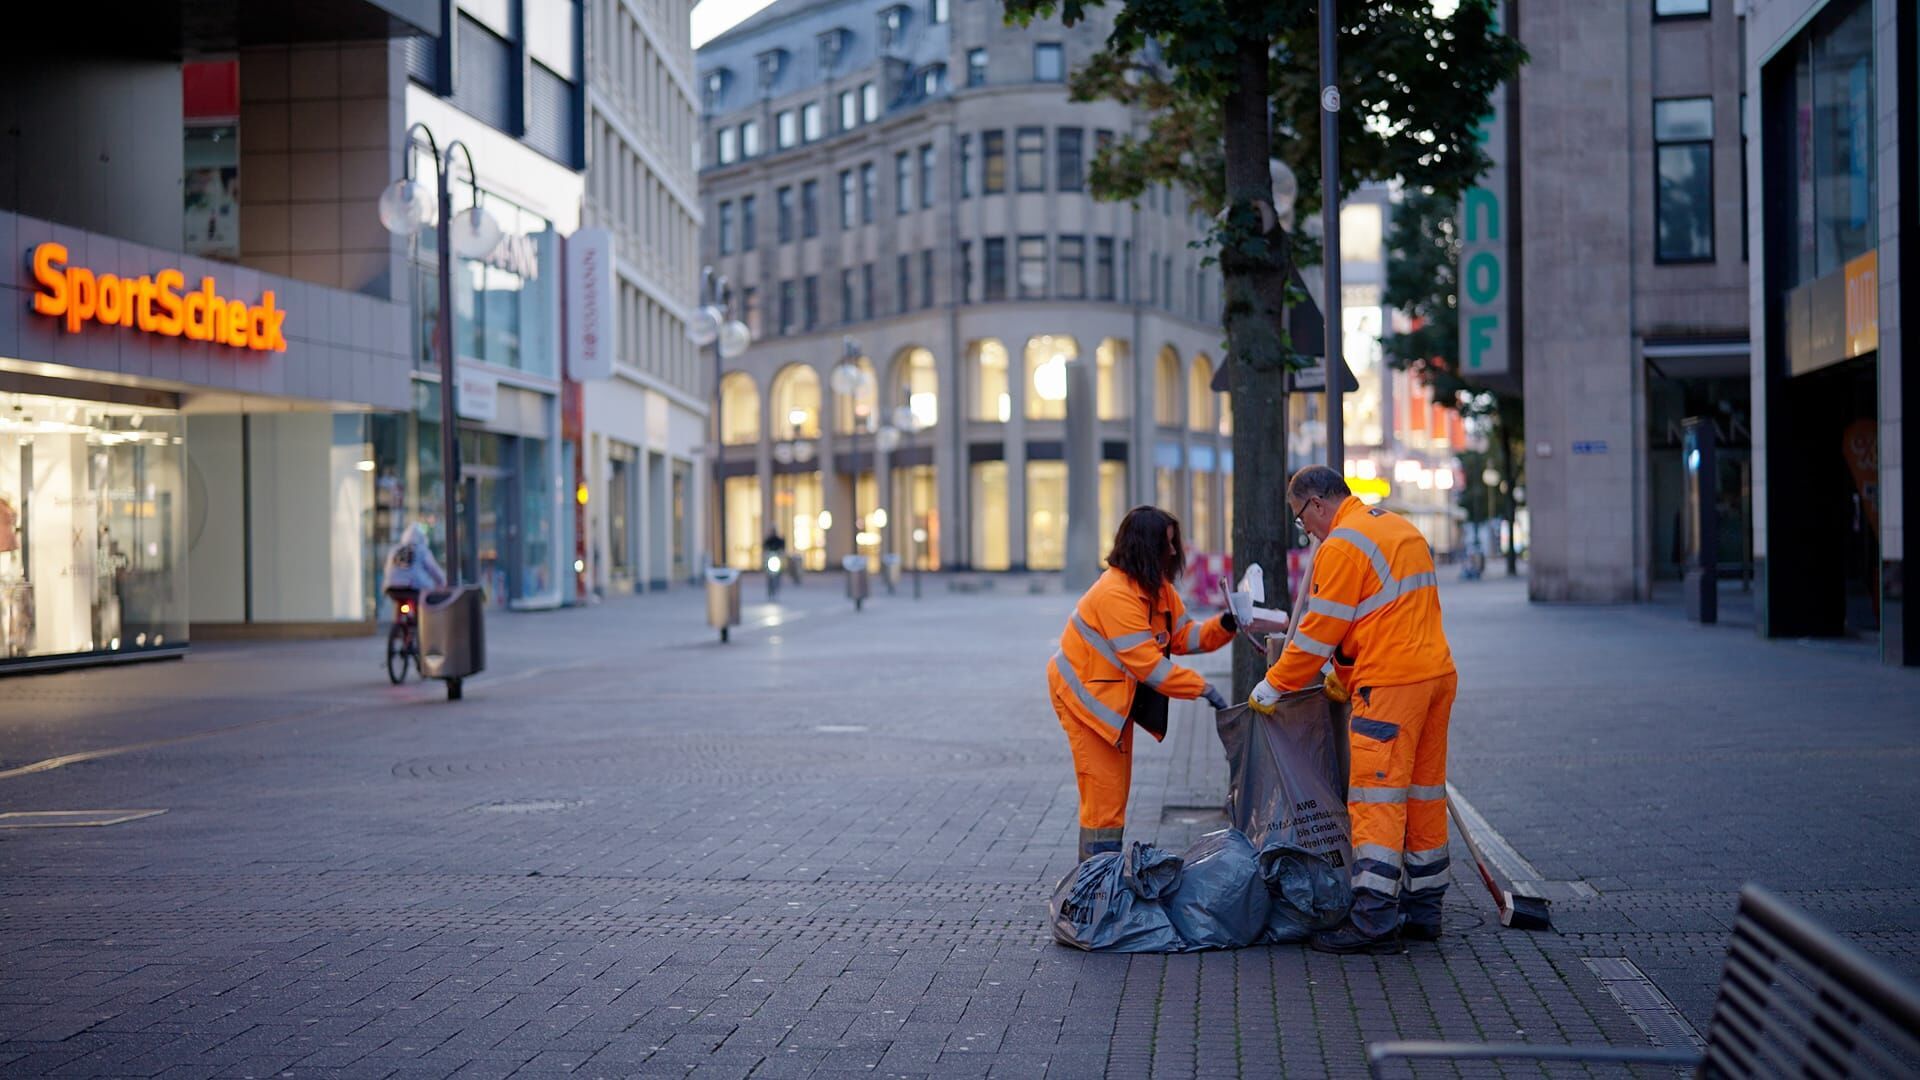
top-left (1399, 918), bottom-right (1443, 942)
top-left (1309, 920), bottom-right (1406, 955)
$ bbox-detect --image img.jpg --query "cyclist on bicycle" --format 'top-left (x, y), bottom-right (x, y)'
top-left (383, 522), bottom-right (447, 617)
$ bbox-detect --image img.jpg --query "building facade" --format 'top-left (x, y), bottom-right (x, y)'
top-left (696, 0), bottom-right (1231, 573)
top-left (579, 0), bottom-right (706, 596)
top-left (1514, 0), bottom-right (1756, 604)
top-left (1745, 0), bottom-right (1916, 665)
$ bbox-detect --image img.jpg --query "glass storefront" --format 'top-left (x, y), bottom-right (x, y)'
top-left (774, 472), bottom-right (826, 571)
top-left (1026, 460), bottom-right (1066, 570)
top-left (609, 446), bottom-right (637, 579)
top-left (1, 393), bottom-right (187, 663)
top-left (410, 191), bottom-right (559, 378)
top-left (724, 474), bottom-right (762, 569)
top-left (891, 465), bottom-right (940, 570)
top-left (970, 460), bottom-right (1010, 569)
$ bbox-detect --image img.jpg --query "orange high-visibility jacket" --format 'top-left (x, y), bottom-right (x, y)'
top-left (1049, 567), bottom-right (1235, 746)
top-left (1265, 496), bottom-right (1455, 693)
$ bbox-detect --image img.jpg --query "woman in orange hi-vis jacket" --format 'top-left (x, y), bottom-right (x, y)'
top-left (1047, 506), bottom-right (1237, 862)
top-left (1252, 465), bottom-right (1457, 955)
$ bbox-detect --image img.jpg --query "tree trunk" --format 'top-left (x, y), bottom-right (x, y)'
top-left (1221, 23), bottom-right (1293, 701)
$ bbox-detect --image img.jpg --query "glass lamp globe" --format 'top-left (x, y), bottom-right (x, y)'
top-left (717, 319), bottom-right (751, 359)
top-left (686, 305), bottom-right (723, 347)
top-left (448, 204), bottom-right (504, 259)
top-left (377, 178), bottom-right (437, 235)
top-left (829, 361), bottom-right (872, 398)
top-left (892, 405), bottom-right (917, 432)
top-left (875, 426), bottom-right (901, 453)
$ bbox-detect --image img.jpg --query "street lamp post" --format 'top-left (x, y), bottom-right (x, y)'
top-left (689, 268), bottom-right (752, 571)
top-left (830, 338), bottom-right (875, 607)
top-left (886, 404), bottom-right (927, 600)
top-left (1320, 0), bottom-right (1344, 470)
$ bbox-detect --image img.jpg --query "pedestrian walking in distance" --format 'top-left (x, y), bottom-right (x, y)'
top-left (1252, 465), bottom-right (1457, 955)
top-left (1048, 506), bottom-right (1236, 863)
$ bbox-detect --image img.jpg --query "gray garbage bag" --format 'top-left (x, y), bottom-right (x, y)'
top-left (1049, 842), bottom-right (1184, 952)
top-left (1216, 699), bottom-right (1354, 935)
top-left (1165, 828), bottom-right (1270, 950)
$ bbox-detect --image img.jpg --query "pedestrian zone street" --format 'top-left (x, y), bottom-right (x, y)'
top-left (1, 574), bottom-right (1916, 1078)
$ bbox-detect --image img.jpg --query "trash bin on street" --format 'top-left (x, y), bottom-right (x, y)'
top-left (418, 584), bottom-right (486, 700)
top-left (843, 554), bottom-right (870, 611)
top-left (881, 553), bottom-right (901, 593)
top-left (705, 566), bottom-right (742, 642)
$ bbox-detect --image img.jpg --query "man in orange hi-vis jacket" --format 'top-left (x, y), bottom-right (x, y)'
top-left (1251, 465), bottom-right (1457, 954)
top-left (1049, 506), bottom-right (1236, 862)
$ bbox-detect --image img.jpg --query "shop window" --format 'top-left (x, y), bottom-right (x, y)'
top-left (720, 372), bottom-right (761, 444)
top-left (723, 474), bottom-right (761, 569)
top-left (1034, 43), bottom-right (1064, 83)
top-left (1016, 127), bottom-right (1045, 191)
top-left (973, 339), bottom-right (1011, 421)
top-left (892, 465), bottom-right (940, 570)
top-left (439, 194), bottom-right (557, 376)
top-left (1189, 355), bottom-right (1215, 430)
top-left (1097, 339), bottom-right (1128, 420)
top-left (1654, 97), bottom-right (1715, 263)
top-left (1190, 470), bottom-right (1212, 551)
top-left (971, 461), bottom-right (1011, 569)
top-left (771, 365), bottom-right (821, 439)
top-left (1025, 334), bottom-right (1078, 420)
top-left (893, 347), bottom-right (939, 428)
top-left (1155, 346), bottom-right (1183, 426)
top-left (1027, 461), bottom-right (1067, 570)
top-left (609, 449), bottom-right (637, 577)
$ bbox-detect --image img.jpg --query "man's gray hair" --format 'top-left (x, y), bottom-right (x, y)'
top-left (1288, 465), bottom-right (1350, 505)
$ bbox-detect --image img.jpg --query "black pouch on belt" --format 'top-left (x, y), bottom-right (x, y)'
top-left (1126, 610), bottom-right (1174, 740)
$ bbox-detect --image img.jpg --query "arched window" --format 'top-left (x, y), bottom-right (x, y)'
top-left (1096, 339), bottom-right (1128, 420)
top-left (770, 364), bottom-right (821, 440)
top-left (830, 356), bottom-right (878, 433)
top-left (1154, 346), bottom-right (1182, 427)
top-left (1024, 334), bottom-right (1078, 420)
top-left (719, 373), bottom-right (761, 445)
top-left (891, 347), bottom-right (938, 428)
top-left (1218, 387), bottom-right (1232, 436)
top-left (1188, 355), bottom-right (1215, 431)
top-left (972, 339), bottom-right (1010, 421)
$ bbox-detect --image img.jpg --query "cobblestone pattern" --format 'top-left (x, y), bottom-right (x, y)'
top-left (2, 577), bottom-right (1912, 1077)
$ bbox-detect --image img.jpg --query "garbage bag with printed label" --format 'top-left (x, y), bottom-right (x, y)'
top-left (1049, 842), bottom-right (1184, 952)
top-left (1164, 828), bottom-right (1270, 950)
top-left (1215, 698), bottom-right (1353, 937)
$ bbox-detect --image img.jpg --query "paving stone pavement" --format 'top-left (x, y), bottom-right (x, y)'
top-left (0, 572), bottom-right (1914, 1078)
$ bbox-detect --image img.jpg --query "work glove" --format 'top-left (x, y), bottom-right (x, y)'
top-left (1323, 669), bottom-right (1351, 704)
top-left (1249, 679), bottom-right (1283, 714)
top-left (1218, 609), bottom-right (1238, 633)
top-left (1201, 685), bottom-right (1228, 711)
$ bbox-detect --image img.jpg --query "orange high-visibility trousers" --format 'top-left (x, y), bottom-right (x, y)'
top-left (1054, 690), bottom-right (1135, 860)
top-left (1345, 672), bottom-right (1456, 936)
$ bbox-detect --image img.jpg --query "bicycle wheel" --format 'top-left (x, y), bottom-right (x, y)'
top-left (386, 622), bottom-right (410, 683)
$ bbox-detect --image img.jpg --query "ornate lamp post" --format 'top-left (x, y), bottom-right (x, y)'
top-left (830, 338), bottom-right (875, 610)
top-left (689, 268), bottom-right (751, 569)
top-left (879, 402), bottom-right (928, 599)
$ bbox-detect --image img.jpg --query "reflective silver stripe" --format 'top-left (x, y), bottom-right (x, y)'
top-left (1405, 847), bottom-right (1449, 868)
top-left (1049, 651), bottom-right (1129, 735)
top-left (1350, 786), bottom-right (1408, 804)
top-left (1409, 783), bottom-right (1448, 801)
top-left (1355, 568), bottom-right (1440, 618)
top-left (1352, 870), bottom-right (1401, 895)
top-left (1355, 842), bottom-right (1403, 866)
top-left (1142, 657), bottom-right (1178, 691)
top-left (1292, 631), bottom-right (1338, 658)
top-left (1070, 613), bottom-right (1126, 671)
top-left (1110, 630), bottom-right (1154, 650)
top-left (1184, 622), bottom-right (1203, 652)
top-left (1309, 598), bottom-right (1358, 621)
top-left (1329, 527), bottom-right (1394, 589)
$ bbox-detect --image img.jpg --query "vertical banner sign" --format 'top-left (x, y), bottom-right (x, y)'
top-left (567, 227), bottom-right (616, 382)
top-left (1459, 1), bottom-right (1511, 377)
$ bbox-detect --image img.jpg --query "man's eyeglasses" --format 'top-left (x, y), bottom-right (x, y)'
top-left (1291, 496), bottom-right (1316, 527)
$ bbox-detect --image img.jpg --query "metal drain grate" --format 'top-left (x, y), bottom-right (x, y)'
top-left (0, 809), bottom-right (167, 828)
top-left (469, 800), bottom-right (579, 814)
top-left (1583, 956), bottom-right (1707, 1052)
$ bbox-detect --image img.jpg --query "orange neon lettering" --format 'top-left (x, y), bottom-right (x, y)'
top-left (31, 243), bottom-right (68, 317)
top-left (25, 243), bottom-right (289, 353)
top-left (152, 270), bottom-right (184, 336)
top-left (97, 274), bottom-right (124, 325)
top-left (226, 300), bottom-right (249, 348)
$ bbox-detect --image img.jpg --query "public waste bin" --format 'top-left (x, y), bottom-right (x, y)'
top-left (881, 552), bottom-right (902, 592)
top-left (843, 554), bottom-right (870, 610)
top-left (418, 585), bottom-right (486, 699)
top-left (705, 566), bottom-right (742, 642)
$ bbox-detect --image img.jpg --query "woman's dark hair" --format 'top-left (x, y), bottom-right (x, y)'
top-left (1106, 506), bottom-right (1184, 596)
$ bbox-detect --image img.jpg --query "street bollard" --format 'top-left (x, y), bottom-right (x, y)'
top-left (843, 555), bottom-right (870, 612)
top-left (705, 566), bottom-right (742, 642)
top-left (881, 553), bottom-right (901, 595)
